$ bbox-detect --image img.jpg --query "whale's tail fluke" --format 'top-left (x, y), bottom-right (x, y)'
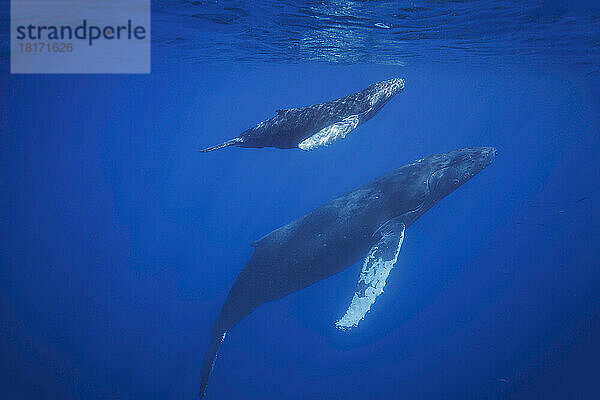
top-left (199, 137), bottom-right (243, 153)
top-left (199, 330), bottom-right (227, 399)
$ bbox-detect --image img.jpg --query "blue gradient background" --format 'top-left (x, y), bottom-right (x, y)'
top-left (1, 5), bottom-right (600, 400)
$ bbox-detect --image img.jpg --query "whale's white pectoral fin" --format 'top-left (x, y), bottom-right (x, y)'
top-left (335, 221), bottom-right (405, 330)
top-left (298, 114), bottom-right (362, 151)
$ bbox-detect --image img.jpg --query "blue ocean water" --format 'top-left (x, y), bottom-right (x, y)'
top-left (1, 1), bottom-right (600, 399)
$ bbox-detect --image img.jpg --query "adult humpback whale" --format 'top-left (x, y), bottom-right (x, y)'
top-left (200, 78), bottom-right (405, 152)
top-left (199, 147), bottom-right (497, 398)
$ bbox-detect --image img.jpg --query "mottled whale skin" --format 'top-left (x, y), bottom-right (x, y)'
top-left (200, 78), bottom-right (405, 152)
top-left (199, 147), bottom-right (497, 398)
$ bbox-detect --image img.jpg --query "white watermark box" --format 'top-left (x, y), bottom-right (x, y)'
top-left (11, 0), bottom-right (150, 73)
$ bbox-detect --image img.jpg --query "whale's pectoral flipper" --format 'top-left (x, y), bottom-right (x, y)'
top-left (199, 137), bottom-right (243, 153)
top-left (335, 220), bottom-right (405, 330)
top-left (298, 113), bottom-right (363, 151)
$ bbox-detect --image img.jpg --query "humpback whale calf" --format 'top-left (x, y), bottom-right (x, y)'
top-left (200, 78), bottom-right (405, 152)
top-left (199, 147), bottom-right (497, 398)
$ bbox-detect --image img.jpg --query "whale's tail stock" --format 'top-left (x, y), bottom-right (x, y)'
top-left (199, 330), bottom-right (227, 398)
top-left (200, 332), bottom-right (227, 398)
top-left (199, 137), bottom-right (243, 153)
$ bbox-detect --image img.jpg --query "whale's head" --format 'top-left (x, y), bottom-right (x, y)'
top-left (379, 78), bottom-right (405, 95)
top-left (367, 78), bottom-right (405, 107)
top-left (426, 147), bottom-right (497, 203)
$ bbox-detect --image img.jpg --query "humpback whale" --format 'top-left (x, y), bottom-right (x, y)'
top-left (199, 147), bottom-right (497, 398)
top-left (200, 78), bottom-right (405, 152)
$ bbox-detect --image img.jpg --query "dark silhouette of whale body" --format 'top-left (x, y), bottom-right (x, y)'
top-left (200, 78), bottom-right (405, 152)
top-left (199, 147), bottom-right (497, 398)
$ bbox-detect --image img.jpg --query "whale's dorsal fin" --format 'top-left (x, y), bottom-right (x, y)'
top-left (335, 220), bottom-right (405, 330)
top-left (298, 113), bottom-right (363, 151)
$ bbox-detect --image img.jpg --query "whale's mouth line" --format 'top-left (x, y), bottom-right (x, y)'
top-left (377, 163), bottom-right (460, 235)
top-left (427, 166), bottom-right (450, 199)
top-left (390, 170), bottom-right (439, 227)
